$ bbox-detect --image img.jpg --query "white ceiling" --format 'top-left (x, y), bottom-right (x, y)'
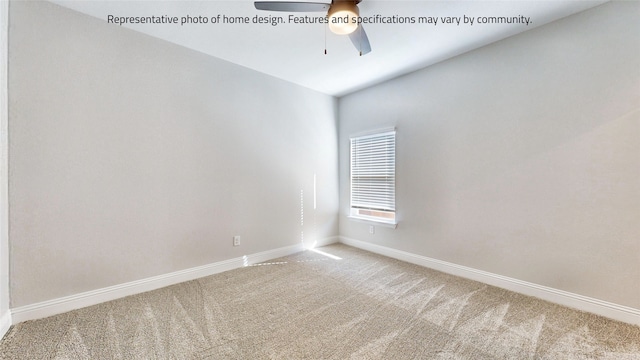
top-left (50, 0), bottom-right (607, 96)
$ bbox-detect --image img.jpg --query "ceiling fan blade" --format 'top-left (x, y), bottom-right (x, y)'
top-left (254, 1), bottom-right (330, 12)
top-left (349, 25), bottom-right (372, 55)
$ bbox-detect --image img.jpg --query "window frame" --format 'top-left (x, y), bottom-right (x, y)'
top-left (349, 129), bottom-right (397, 227)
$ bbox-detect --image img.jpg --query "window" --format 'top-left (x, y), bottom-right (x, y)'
top-left (350, 130), bottom-right (396, 225)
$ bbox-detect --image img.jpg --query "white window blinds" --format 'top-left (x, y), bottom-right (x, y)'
top-left (350, 130), bottom-right (396, 216)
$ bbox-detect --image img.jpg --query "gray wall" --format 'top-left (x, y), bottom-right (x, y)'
top-left (1, 0), bottom-right (10, 320)
top-left (9, 1), bottom-right (338, 307)
top-left (338, 1), bottom-right (640, 309)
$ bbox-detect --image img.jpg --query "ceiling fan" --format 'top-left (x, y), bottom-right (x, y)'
top-left (254, 0), bottom-right (371, 55)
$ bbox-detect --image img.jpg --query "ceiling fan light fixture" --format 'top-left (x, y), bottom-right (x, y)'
top-left (328, 2), bottom-right (359, 35)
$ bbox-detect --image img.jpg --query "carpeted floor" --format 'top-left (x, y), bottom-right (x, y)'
top-left (1, 244), bottom-right (639, 359)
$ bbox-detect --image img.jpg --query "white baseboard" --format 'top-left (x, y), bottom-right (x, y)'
top-left (308, 236), bottom-right (340, 248)
top-left (11, 243), bottom-right (305, 324)
top-left (0, 310), bottom-right (11, 339)
top-left (339, 236), bottom-right (640, 326)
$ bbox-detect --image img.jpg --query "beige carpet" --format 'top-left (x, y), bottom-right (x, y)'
top-left (1, 244), bottom-right (639, 359)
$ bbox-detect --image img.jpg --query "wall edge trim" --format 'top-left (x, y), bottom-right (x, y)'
top-left (310, 235), bottom-right (340, 248)
top-left (0, 310), bottom-right (11, 340)
top-left (338, 236), bottom-right (640, 326)
top-left (10, 242), bottom-right (308, 324)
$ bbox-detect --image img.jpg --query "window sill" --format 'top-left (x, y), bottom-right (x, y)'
top-left (348, 216), bottom-right (398, 229)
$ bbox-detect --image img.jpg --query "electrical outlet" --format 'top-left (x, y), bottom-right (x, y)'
top-left (233, 236), bottom-right (241, 246)
top-left (369, 225), bottom-right (375, 234)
